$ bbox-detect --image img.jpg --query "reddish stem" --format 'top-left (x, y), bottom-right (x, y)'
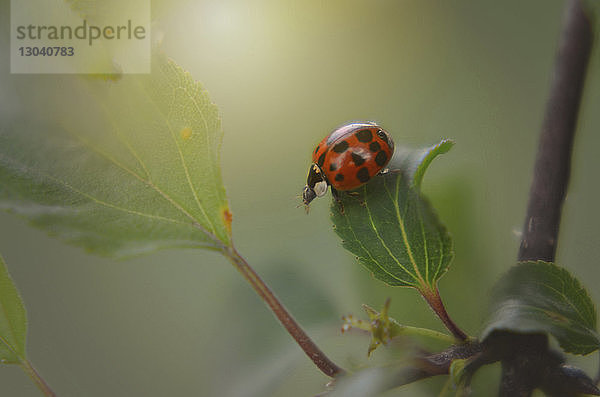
top-left (420, 287), bottom-right (467, 341)
top-left (20, 359), bottom-right (57, 397)
top-left (223, 245), bottom-right (344, 378)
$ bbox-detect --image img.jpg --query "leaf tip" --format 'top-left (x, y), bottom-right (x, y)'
top-left (412, 138), bottom-right (455, 188)
top-left (437, 139), bottom-right (455, 153)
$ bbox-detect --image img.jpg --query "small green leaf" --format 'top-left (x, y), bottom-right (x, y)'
top-left (449, 358), bottom-right (467, 387)
top-left (331, 140), bottom-right (454, 290)
top-left (0, 254), bottom-right (27, 364)
top-left (341, 299), bottom-right (455, 356)
top-left (0, 51), bottom-right (231, 257)
top-left (482, 261), bottom-right (600, 355)
top-left (393, 139), bottom-right (454, 189)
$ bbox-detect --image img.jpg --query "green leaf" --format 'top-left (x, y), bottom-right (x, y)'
top-left (482, 261), bottom-right (600, 355)
top-left (331, 139), bottom-right (454, 290)
top-left (449, 358), bottom-right (467, 387)
top-left (0, 254), bottom-right (27, 364)
top-left (341, 299), bottom-right (455, 356)
top-left (393, 139), bottom-right (454, 189)
top-left (0, 51), bottom-right (232, 257)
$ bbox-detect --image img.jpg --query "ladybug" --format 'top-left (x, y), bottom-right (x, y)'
top-left (302, 122), bottom-right (394, 207)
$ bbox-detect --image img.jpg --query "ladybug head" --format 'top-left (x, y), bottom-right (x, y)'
top-left (303, 163), bottom-right (329, 207)
top-left (302, 185), bottom-right (317, 207)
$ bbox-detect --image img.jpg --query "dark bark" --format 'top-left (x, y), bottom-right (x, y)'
top-left (501, 0), bottom-right (593, 395)
top-left (518, 0), bottom-right (592, 262)
top-left (390, 342), bottom-right (484, 388)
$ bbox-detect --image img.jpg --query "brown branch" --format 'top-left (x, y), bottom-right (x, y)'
top-left (517, 0), bottom-right (592, 262)
top-left (501, 0), bottom-right (593, 395)
top-left (224, 246), bottom-right (345, 377)
top-left (421, 287), bottom-right (468, 341)
top-left (20, 359), bottom-right (57, 397)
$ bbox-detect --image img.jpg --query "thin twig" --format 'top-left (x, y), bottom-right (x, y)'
top-left (223, 245), bottom-right (344, 377)
top-left (20, 359), bottom-right (57, 397)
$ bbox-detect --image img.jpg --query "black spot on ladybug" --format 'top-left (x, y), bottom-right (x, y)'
top-left (377, 129), bottom-right (389, 145)
top-left (375, 151), bottom-right (388, 167)
top-left (333, 140), bottom-right (349, 153)
top-left (355, 129), bottom-right (373, 142)
top-left (318, 152), bottom-right (326, 167)
top-left (356, 167), bottom-right (370, 183)
top-left (329, 163), bottom-right (338, 172)
top-left (369, 141), bottom-right (381, 152)
top-left (315, 145), bottom-right (320, 155)
top-left (335, 173), bottom-right (345, 181)
top-left (351, 152), bottom-right (365, 166)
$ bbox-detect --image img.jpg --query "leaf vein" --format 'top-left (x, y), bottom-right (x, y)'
top-left (80, 82), bottom-right (151, 179)
top-left (531, 280), bottom-right (590, 327)
top-left (61, 129), bottom-right (220, 236)
top-left (391, 174), bottom-right (426, 286)
top-left (339, 192), bottom-right (414, 286)
top-left (366, 183), bottom-right (420, 284)
top-left (0, 293), bottom-right (22, 361)
top-left (416, 198), bottom-right (430, 283)
top-left (133, 75), bottom-right (219, 237)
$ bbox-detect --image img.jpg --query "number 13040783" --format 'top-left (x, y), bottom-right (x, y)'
top-left (18, 46), bottom-right (74, 56)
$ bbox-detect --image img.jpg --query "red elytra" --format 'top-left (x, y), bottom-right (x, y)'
top-left (302, 122), bottom-right (394, 207)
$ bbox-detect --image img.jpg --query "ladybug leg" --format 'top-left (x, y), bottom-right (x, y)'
top-left (331, 186), bottom-right (341, 201)
top-left (331, 187), bottom-right (345, 214)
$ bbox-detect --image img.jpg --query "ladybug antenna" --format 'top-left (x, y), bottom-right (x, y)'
top-left (294, 193), bottom-right (304, 206)
top-left (294, 201), bottom-right (311, 214)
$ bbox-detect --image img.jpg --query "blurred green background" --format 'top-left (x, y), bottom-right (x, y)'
top-left (1, 0), bottom-right (600, 395)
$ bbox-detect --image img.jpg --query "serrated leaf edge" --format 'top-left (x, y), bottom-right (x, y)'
top-left (0, 254), bottom-right (26, 364)
top-left (483, 260), bottom-right (600, 355)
